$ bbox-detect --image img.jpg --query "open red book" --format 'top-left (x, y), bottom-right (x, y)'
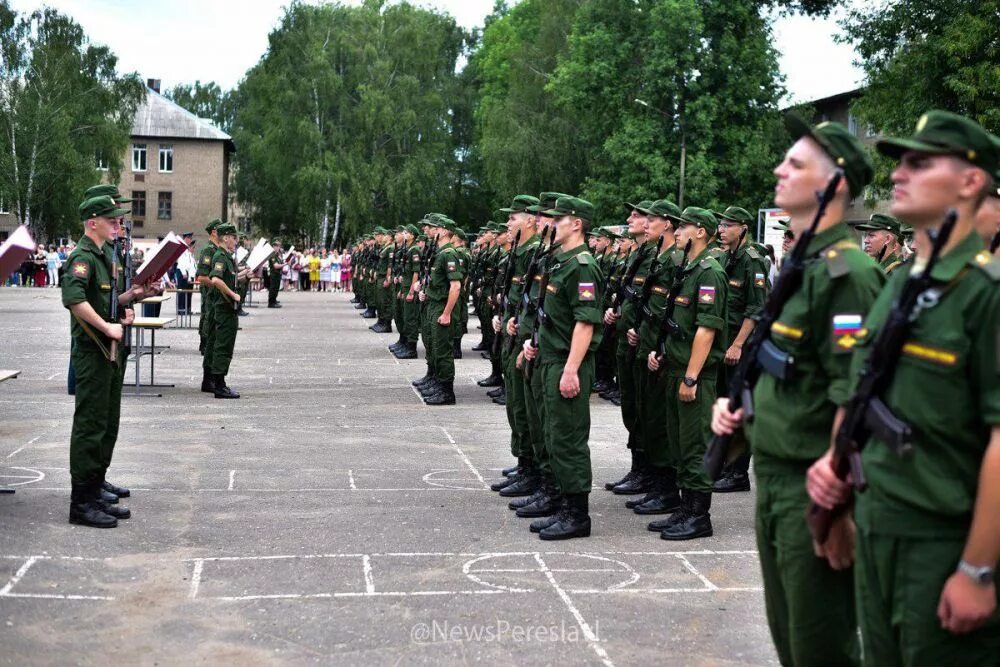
top-left (0, 225), bottom-right (35, 283)
top-left (134, 232), bottom-right (188, 284)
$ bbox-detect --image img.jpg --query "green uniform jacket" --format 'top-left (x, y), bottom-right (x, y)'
top-left (853, 233), bottom-right (1000, 538)
top-left (880, 251), bottom-right (905, 276)
top-left (637, 245), bottom-right (686, 356)
top-left (209, 248), bottom-right (238, 311)
top-left (662, 246), bottom-right (728, 372)
top-left (617, 245), bottom-right (655, 339)
top-left (538, 244), bottom-right (604, 360)
top-left (722, 242), bottom-right (769, 342)
top-left (426, 243), bottom-right (462, 302)
top-left (751, 223), bottom-right (885, 469)
top-left (508, 235), bottom-right (541, 311)
top-left (62, 235), bottom-right (117, 344)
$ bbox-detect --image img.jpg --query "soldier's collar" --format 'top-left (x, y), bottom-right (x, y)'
top-left (685, 245), bottom-right (713, 268)
top-left (928, 230), bottom-right (984, 282)
top-left (554, 243), bottom-right (587, 262)
top-left (805, 221), bottom-right (852, 258)
top-left (76, 235), bottom-right (105, 255)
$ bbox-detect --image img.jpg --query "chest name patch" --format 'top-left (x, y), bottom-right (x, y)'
top-left (902, 342), bottom-right (957, 367)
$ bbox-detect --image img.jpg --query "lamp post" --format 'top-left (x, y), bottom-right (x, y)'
top-left (635, 97), bottom-right (686, 209)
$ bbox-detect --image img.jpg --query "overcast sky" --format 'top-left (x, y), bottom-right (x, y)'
top-left (10, 0), bottom-right (864, 104)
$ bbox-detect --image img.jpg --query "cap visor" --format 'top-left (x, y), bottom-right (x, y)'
top-left (875, 137), bottom-right (953, 159)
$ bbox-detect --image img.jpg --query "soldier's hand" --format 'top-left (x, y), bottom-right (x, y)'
top-left (626, 328), bottom-right (639, 346)
top-left (406, 292), bottom-right (414, 302)
top-left (711, 397), bottom-right (744, 436)
top-left (492, 315), bottom-right (501, 333)
top-left (678, 382), bottom-right (697, 403)
top-left (603, 308), bottom-right (618, 326)
top-left (383, 280), bottom-right (390, 287)
top-left (235, 293), bottom-right (242, 303)
top-left (515, 351), bottom-right (524, 369)
top-left (806, 451), bottom-right (852, 510)
top-left (725, 343), bottom-right (743, 366)
top-left (506, 318), bottom-right (518, 337)
top-left (813, 514), bottom-right (855, 571)
top-left (938, 572), bottom-right (997, 634)
top-left (105, 322), bottom-right (124, 341)
top-left (522, 340), bottom-right (537, 361)
top-left (121, 308), bottom-right (135, 326)
top-left (647, 351), bottom-right (660, 372)
top-left (419, 291), bottom-right (426, 302)
top-left (437, 312), bottom-right (451, 326)
top-left (559, 368), bottom-right (580, 398)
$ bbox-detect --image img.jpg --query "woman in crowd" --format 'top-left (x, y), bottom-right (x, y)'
top-left (340, 249), bottom-right (351, 292)
top-left (45, 245), bottom-right (61, 287)
top-left (330, 249), bottom-right (342, 291)
top-left (318, 248), bottom-right (332, 292)
top-left (289, 251), bottom-right (301, 291)
top-left (308, 248), bottom-right (320, 291)
top-left (32, 245), bottom-right (47, 286)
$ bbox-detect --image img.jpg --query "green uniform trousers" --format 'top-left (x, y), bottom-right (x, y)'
top-left (427, 301), bottom-right (454, 382)
top-left (208, 302), bottom-right (239, 376)
top-left (404, 295), bottom-right (420, 341)
top-left (69, 339), bottom-right (123, 483)
top-left (662, 372), bottom-right (715, 492)
top-left (394, 293), bottom-right (404, 333)
top-left (420, 303), bottom-right (435, 373)
top-left (201, 289), bottom-right (216, 369)
top-left (238, 278), bottom-right (249, 306)
top-left (268, 271), bottom-right (280, 304)
top-left (540, 356), bottom-right (594, 495)
top-left (855, 527), bottom-right (999, 667)
top-left (755, 471), bottom-right (860, 667)
top-left (637, 363), bottom-right (674, 472)
top-left (616, 348), bottom-right (642, 450)
top-left (523, 358), bottom-right (549, 477)
top-left (503, 339), bottom-right (530, 458)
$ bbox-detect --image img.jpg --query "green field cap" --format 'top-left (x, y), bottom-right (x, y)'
top-left (785, 112), bottom-right (874, 198)
top-left (877, 110), bottom-right (1000, 176)
top-left (79, 195), bottom-right (128, 221)
top-left (544, 195), bottom-right (595, 222)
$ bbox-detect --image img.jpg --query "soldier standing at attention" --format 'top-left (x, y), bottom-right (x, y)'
top-left (266, 239), bottom-right (284, 308)
top-left (62, 195), bottom-right (134, 528)
top-left (207, 223), bottom-right (242, 399)
top-left (522, 196), bottom-right (604, 540)
top-left (418, 221), bottom-right (464, 406)
top-left (197, 219), bottom-right (222, 392)
top-left (712, 206), bottom-right (769, 494)
top-left (452, 227), bottom-right (471, 358)
top-left (807, 110), bottom-right (1000, 667)
top-left (856, 213), bottom-right (907, 275)
top-left (646, 207), bottom-right (728, 540)
top-left (712, 115), bottom-right (883, 666)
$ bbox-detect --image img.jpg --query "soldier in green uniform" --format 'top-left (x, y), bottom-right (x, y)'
top-left (417, 221), bottom-right (465, 405)
top-left (645, 207), bottom-right (728, 540)
top-left (478, 225), bottom-right (511, 390)
top-left (522, 196), bottom-right (604, 540)
top-left (471, 227), bottom-right (497, 353)
top-left (236, 233), bottom-right (252, 316)
top-left (207, 223), bottom-right (242, 399)
top-left (197, 219), bottom-right (222, 392)
top-left (712, 115), bottom-right (883, 666)
top-left (713, 206), bottom-right (769, 493)
top-left (624, 199), bottom-right (686, 517)
top-left (807, 110), bottom-right (1000, 667)
top-left (62, 195), bottom-right (135, 528)
top-left (591, 228), bottom-right (618, 394)
top-left (393, 224), bottom-right (422, 360)
top-left (266, 239), bottom-right (285, 308)
top-left (452, 228), bottom-right (471, 358)
top-left (602, 201), bottom-right (656, 496)
top-left (856, 213), bottom-right (907, 274)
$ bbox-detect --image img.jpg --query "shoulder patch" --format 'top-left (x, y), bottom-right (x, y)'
top-left (214, 262), bottom-right (224, 271)
top-left (576, 252), bottom-right (592, 265)
top-left (824, 247), bottom-right (850, 278)
top-left (699, 258), bottom-right (713, 270)
top-left (970, 250), bottom-right (1000, 281)
top-left (745, 246), bottom-right (761, 260)
top-left (70, 261), bottom-right (89, 278)
top-left (201, 256), bottom-right (211, 265)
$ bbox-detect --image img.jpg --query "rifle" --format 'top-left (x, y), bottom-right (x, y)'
top-left (601, 240), bottom-right (653, 345)
top-left (122, 218), bottom-right (134, 353)
top-left (625, 236), bottom-right (667, 365)
top-left (703, 169), bottom-right (844, 480)
top-left (806, 210), bottom-right (957, 544)
top-left (875, 243), bottom-right (888, 265)
top-left (109, 235), bottom-right (121, 366)
top-left (596, 251), bottom-right (629, 355)
top-left (524, 231), bottom-right (559, 379)
top-left (232, 244), bottom-right (241, 313)
top-left (649, 239), bottom-right (693, 376)
top-left (990, 227), bottom-right (1000, 253)
top-left (490, 229), bottom-right (522, 358)
top-left (507, 226), bottom-right (558, 354)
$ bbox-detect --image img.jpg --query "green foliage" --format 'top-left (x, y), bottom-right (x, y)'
top-left (0, 1), bottom-right (144, 241)
top-left (842, 0), bottom-right (1000, 195)
top-left (164, 80), bottom-right (236, 133)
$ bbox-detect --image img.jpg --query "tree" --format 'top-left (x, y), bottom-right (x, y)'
top-left (231, 0), bottom-right (468, 245)
top-left (841, 0), bottom-right (1000, 194)
top-left (0, 2), bottom-right (144, 241)
top-left (164, 80), bottom-right (235, 133)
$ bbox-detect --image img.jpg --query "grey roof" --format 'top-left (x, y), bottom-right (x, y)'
top-left (131, 88), bottom-right (231, 142)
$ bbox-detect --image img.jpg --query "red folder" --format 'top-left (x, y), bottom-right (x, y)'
top-left (134, 232), bottom-right (188, 284)
top-left (0, 225), bottom-right (35, 284)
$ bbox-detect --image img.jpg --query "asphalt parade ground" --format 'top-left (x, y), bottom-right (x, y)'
top-left (0, 288), bottom-right (777, 665)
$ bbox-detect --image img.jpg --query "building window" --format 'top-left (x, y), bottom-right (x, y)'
top-left (132, 143), bottom-right (147, 172)
top-left (157, 192), bottom-right (172, 220)
top-left (865, 124), bottom-right (879, 138)
top-left (158, 144), bottom-right (173, 173)
top-left (96, 154), bottom-right (109, 171)
top-left (131, 190), bottom-right (146, 218)
top-left (848, 114), bottom-right (859, 136)
top-left (0, 196), bottom-right (8, 214)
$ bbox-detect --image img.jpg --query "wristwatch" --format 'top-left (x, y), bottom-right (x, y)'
top-left (682, 376), bottom-right (699, 387)
top-left (958, 560), bottom-right (995, 586)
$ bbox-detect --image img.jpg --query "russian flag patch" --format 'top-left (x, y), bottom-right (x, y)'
top-left (754, 272), bottom-right (766, 288)
top-left (698, 285), bottom-right (716, 304)
top-left (578, 282), bottom-right (595, 301)
top-left (833, 314), bottom-right (863, 335)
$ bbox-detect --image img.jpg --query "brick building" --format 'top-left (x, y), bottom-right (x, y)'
top-left (117, 80), bottom-right (236, 243)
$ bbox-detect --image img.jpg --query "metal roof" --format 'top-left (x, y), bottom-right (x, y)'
top-left (131, 88), bottom-right (232, 142)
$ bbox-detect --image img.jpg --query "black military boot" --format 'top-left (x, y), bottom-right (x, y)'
top-left (412, 367), bottom-right (434, 387)
top-left (200, 369), bottom-right (216, 393)
top-left (492, 393), bottom-right (507, 406)
top-left (508, 486), bottom-right (544, 510)
top-left (502, 462), bottom-right (522, 477)
top-left (477, 372), bottom-right (502, 388)
top-left (647, 492), bottom-right (690, 532)
top-left (471, 338), bottom-right (489, 351)
top-left (354, 302), bottom-right (366, 310)
top-left (95, 496), bottom-right (131, 520)
top-left (103, 479), bottom-right (130, 498)
top-left (213, 375), bottom-right (240, 399)
top-left (69, 480), bottom-right (117, 528)
top-left (98, 485), bottom-right (119, 504)
top-left (592, 379), bottom-right (610, 394)
top-left (633, 467), bottom-right (682, 515)
top-left (713, 469), bottom-right (751, 493)
top-left (530, 499), bottom-right (566, 533)
top-left (419, 378), bottom-right (442, 397)
top-left (604, 443), bottom-right (639, 490)
top-left (612, 459), bottom-right (654, 495)
top-left (539, 493), bottom-right (591, 540)
top-left (661, 490), bottom-right (713, 540)
top-left (362, 307), bottom-right (377, 318)
top-left (498, 465), bottom-right (539, 497)
top-left (487, 385), bottom-right (505, 399)
top-left (452, 339), bottom-right (463, 359)
top-left (491, 458), bottom-right (525, 491)
top-left (350, 296), bottom-right (359, 304)
top-left (424, 380), bottom-right (455, 405)
top-left (389, 334), bottom-right (405, 352)
top-left (516, 479), bottom-right (561, 518)
top-left (396, 342), bottom-right (417, 360)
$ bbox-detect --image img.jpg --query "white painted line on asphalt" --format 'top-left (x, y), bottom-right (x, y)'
top-left (2, 592), bottom-right (115, 600)
top-left (439, 426), bottom-right (487, 489)
top-left (46, 372), bottom-right (59, 380)
top-left (533, 553), bottom-right (615, 667)
top-left (347, 470), bottom-right (357, 490)
top-left (228, 470), bottom-right (236, 491)
top-left (7, 436), bottom-right (40, 459)
top-left (362, 555), bottom-right (375, 594)
top-left (676, 553), bottom-right (718, 591)
top-left (189, 560), bottom-right (204, 599)
top-left (409, 384), bottom-right (423, 403)
top-left (6, 446), bottom-right (25, 459)
top-left (0, 556), bottom-right (38, 597)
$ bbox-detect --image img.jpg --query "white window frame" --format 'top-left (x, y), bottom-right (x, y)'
top-left (131, 190), bottom-right (146, 218)
top-left (0, 196), bottom-right (8, 214)
top-left (848, 114), bottom-right (860, 137)
top-left (132, 143), bottom-right (147, 172)
top-left (96, 154), bottom-right (109, 171)
top-left (158, 144), bottom-right (173, 173)
top-left (157, 191), bottom-right (172, 220)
